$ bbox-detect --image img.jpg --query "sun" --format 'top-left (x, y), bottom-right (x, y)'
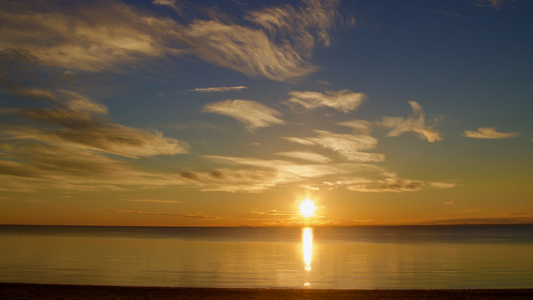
top-left (300, 199), bottom-right (316, 217)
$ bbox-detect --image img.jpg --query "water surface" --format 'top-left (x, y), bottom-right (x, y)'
top-left (1, 225), bottom-right (532, 289)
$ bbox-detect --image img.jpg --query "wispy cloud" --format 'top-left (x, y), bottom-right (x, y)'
top-left (445, 201), bottom-right (454, 204)
top-left (0, 142), bottom-right (154, 183)
top-left (275, 151), bottom-right (332, 163)
top-left (1, 87), bottom-right (189, 158)
top-left (286, 90), bottom-right (366, 113)
top-left (337, 119), bottom-right (372, 134)
top-left (0, 147), bottom-right (188, 192)
top-left (177, 155), bottom-right (390, 192)
top-left (183, 20), bottom-right (317, 81)
top-left (284, 130), bottom-right (385, 162)
top-left (1, 0), bottom-right (347, 81)
top-left (462, 127), bottom-right (520, 139)
top-left (182, 0), bottom-right (347, 81)
top-left (112, 209), bottom-right (216, 219)
top-left (344, 177), bottom-right (457, 193)
top-left (189, 0), bottom-right (345, 81)
top-left (187, 86), bottom-right (247, 93)
top-left (0, 1), bottom-right (180, 73)
top-left (378, 101), bottom-right (442, 142)
top-left (0, 137), bottom-right (455, 194)
top-left (246, 0), bottom-right (342, 54)
top-left (202, 99), bottom-right (285, 131)
top-left (152, 0), bottom-right (185, 15)
top-left (0, 87), bottom-right (194, 192)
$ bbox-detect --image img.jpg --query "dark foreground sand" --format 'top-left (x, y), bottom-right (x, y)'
top-left (2, 283), bottom-right (533, 300)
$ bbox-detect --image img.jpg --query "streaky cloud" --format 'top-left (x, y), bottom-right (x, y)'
top-left (0, 0), bottom-right (183, 73)
top-left (309, 130), bottom-right (377, 152)
top-left (282, 137), bottom-right (315, 146)
top-left (181, 155), bottom-right (389, 192)
top-left (337, 119), bottom-right (372, 134)
top-left (3, 86), bottom-right (62, 105)
top-left (112, 209), bottom-right (216, 219)
top-left (345, 177), bottom-right (457, 193)
top-left (284, 130), bottom-right (385, 162)
top-left (462, 127), bottom-right (520, 139)
top-left (184, 20), bottom-right (317, 81)
top-left (1, 0), bottom-right (347, 81)
top-left (152, 0), bottom-right (185, 15)
top-left (286, 90), bottom-right (366, 113)
top-left (1, 88), bottom-right (189, 158)
top-left (202, 99), bottom-right (284, 132)
top-left (189, 0), bottom-right (344, 81)
top-left (0, 140), bottom-right (205, 192)
top-left (275, 151), bottom-right (332, 163)
top-left (187, 86), bottom-right (247, 93)
top-left (246, 0), bottom-right (342, 56)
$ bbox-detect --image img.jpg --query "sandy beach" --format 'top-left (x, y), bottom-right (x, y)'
top-left (2, 283), bottom-right (533, 300)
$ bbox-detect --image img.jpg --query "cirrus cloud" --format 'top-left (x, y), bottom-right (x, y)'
top-left (337, 119), bottom-right (372, 134)
top-left (343, 177), bottom-right (457, 193)
top-left (283, 130), bottom-right (385, 162)
top-left (378, 101), bottom-right (442, 143)
top-left (187, 86), bottom-right (247, 93)
top-left (275, 151), bottom-right (332, 163)
top-left (462, 127), bottom-right (520, 139)
top-left (1, 0), bottom-right (346, 81)
top-left (286, 90), bottom-right (366, 113)
top-left (1, 87), bottom-right (189, 158)
top-left (202, 99), bottom-right (285, 132)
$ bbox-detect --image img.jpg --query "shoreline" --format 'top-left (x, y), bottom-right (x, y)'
top-left (2, 283), bottom-right (533, 300)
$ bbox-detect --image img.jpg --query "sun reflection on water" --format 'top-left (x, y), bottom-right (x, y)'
top-left (302, 227), bottom-right (313, 271)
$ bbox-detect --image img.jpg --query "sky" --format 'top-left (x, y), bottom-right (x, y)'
top-left (0, 0), bottom-right (532, 226)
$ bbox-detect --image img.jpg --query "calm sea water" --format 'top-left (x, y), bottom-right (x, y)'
top-left (1, 225), bottom-right (532, 289)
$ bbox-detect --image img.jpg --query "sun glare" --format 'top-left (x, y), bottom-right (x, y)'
top-left (300, 199), bottom-right (316, 217)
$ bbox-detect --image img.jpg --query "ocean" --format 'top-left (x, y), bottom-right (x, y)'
top-left (1, 225), bottom-right (532, 289)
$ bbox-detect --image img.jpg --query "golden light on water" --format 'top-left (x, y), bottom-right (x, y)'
top-left (300, 199), bottom-right (316, 217)
top-left (302, 227), bottom-right (313, 271)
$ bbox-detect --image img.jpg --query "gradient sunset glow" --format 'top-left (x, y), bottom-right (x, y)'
top-left (0, 0), bottom-right (531, 227)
